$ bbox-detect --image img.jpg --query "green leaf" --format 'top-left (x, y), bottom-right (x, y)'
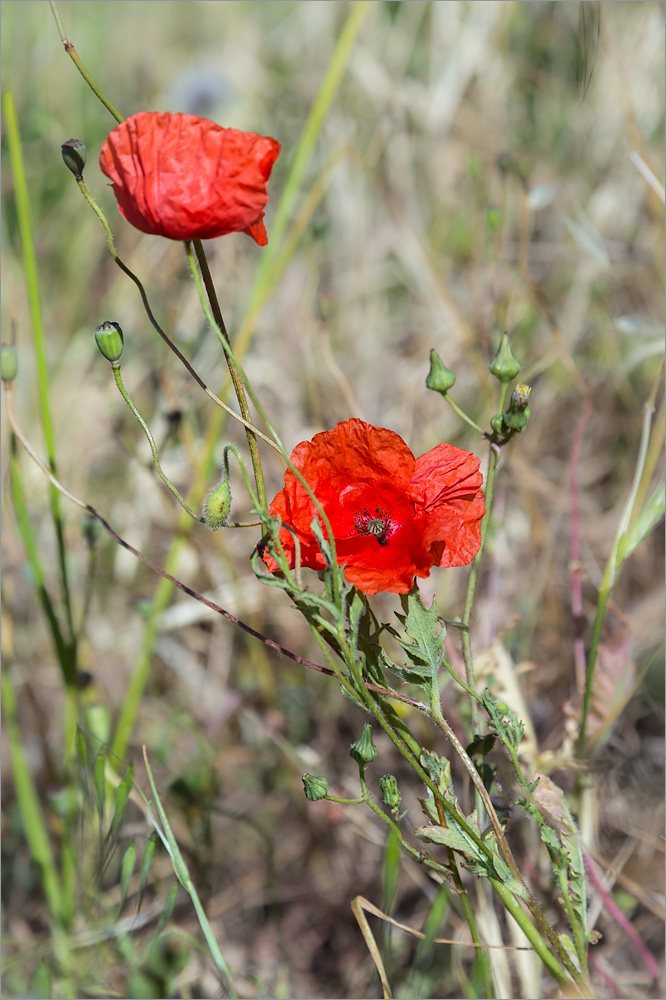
top-left (93, 752), bottom-right (106, 820)
top-left (394, 587), bottom-right (445, 679)
top-left (108, 761), bottom-right (134, 843)
top-left (491, 851), bottom-right (513, 882)
top-left (618, 480), bottom-right (665, 565)
top-left (119, 841), bottom-right (136, 911)
top-left (138, 832), bottom-right (158, 911)
top-left (155, 881), bottom-right (179, 938)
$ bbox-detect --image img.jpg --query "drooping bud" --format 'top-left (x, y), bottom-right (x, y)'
top-left (489, 332), bottom-right (521, 383)
top-left (61, 138), bottom-right (87, 178)
top-left (350, 722), bottom-right (378, 766)
top-left (202, 477), bottom-right (232, 530)
top-left (302, 773), bottom-right (329, 801)
top-left (379, 774), bottom-right (402, 814)
top-left (425, 349), bottom-right (456, 396)
top-left (95, 321), bottom-right (124, 363)
top-left (1, 344), bottom-right (18, 382)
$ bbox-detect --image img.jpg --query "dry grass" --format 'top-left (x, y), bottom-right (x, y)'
top-left (2, 2), bottom-right (664, 998)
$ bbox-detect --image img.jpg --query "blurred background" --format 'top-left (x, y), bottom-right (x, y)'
top-left (2, 2), bottom-right (664, 998)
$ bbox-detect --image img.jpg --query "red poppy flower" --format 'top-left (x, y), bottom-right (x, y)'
top-left (99, 112), bottom-right (280, 244)
top-left (264, 419), bottom-right (485, 596)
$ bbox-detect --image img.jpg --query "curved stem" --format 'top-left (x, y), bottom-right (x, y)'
top-left (461, 442), bottom-right (501, 728)
top-left (191, 239), bottom-right (267, 511)
top-left (73, 178), bottom-right (280, 454)
top-left (49, 2), bottom-right (124, 124)
top-left (111, 363), bottom-right (204, 522)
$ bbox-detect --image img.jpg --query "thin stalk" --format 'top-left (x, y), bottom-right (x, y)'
top-left (143, 748), bottom-right (236, 997)
top-left (2, 667), bottom-right (63, 926)
top-left (110, 362), bottom-right (204, 522)
top-left (489, 879), bottom-right (586, 994)
top-left (191, 239), bottom-right (267, 512)
top-left (4, 92), bottom-right (77, 652)
top-left (444, 395), bottom-right (486, 436)
top-left (461, 443), bottom-right (501, 729)
top-left (49, 2), bottom-right (124, 123)
top-left (74, 177), bottom-right (280, 454)
top-left (577, 372), bottom-right (661, 760)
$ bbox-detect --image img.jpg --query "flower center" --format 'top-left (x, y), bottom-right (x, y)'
top-left (352, 505), bottom-right (395, 546)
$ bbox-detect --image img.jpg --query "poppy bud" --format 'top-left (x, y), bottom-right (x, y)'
top-left (203, 477), bottom-right (232, 530)
top-left (425, 349), bottom-right (456, 396)
top-left (95, 321), bottom-right (124, 363)
top-left (489, 332), bottom-right (521, 383)
top-left (350, 722), bottom-right (378, 766)
top-left (61, 138), bottom-right (87, 178)
top-left (379, 774), bottom-right (402, 813)
top-left (302, 773), bottom-right (329, 801)
top-left (1, 344), bottom-right (18, 382)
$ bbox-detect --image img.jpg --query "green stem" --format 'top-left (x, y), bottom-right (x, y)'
top-left (2, 667), bottom-right (63, 926)
top-left (4, 92), bottom-right (76, 649)
top-left (444, 395), bottom-right (486, 436)
top-left (74, 178), bottom-right (280, 452)
top-left (191, 239), bottom-right (267, 512)
top-left (49, 2), bottom-right (124, 123)
top-left (142, 748), bottom-right (237, 997)
top-left (111, 362), bottom-right (204, 523)
top-left (461, 443), bottom-right (501, 729)
top-left (489, 879), bottom-right (584, 993)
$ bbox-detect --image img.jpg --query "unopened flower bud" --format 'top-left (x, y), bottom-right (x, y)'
top-left (302, 773), bottom-right (329, 801)
top-left (379, 774), bottom-right (402, 813)
top-left (350, 722), bottom-right (378, 766)
top-left (426, 349), bottom-right (456, 395)
top-left (203, 477), bottom-right (232, 530)
top-left (510, 383), bottom-right (532, 411)
top-left (489, 332), bottom-right (521, 383)
top-left (61, 138), bottom-right (87, 178)
top-left (95, 321), bottom-right (124, 363)
top-left (1, 344), bottom-right (18, 382)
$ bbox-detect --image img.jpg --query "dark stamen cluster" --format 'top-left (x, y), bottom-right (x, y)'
top-left (353, 505), bottom-right (394, 546)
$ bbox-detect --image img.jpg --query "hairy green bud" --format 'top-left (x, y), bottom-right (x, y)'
top-left (350, 722), bottom-right (378, 766)
top-left (203, 477), bottom-right (232, 530)
top-left (489, 332), bottom-right (521, 383)
top-left (302, 773), bottom-right (329, 801)
top-left (379, 774), bottom-right (402, 813)
top-left (425, 349), bottom-right (456, 395)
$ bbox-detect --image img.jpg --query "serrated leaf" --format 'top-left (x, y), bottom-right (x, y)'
top-left (394, 588), bottom-right (445, 680)
top-left (381, 650), bottom-right (432, 687)
top-left (418, 795), bottom-right (440, 824)
top-left (415, 823), bottom-right (485, 864)
top-left (492, 851), bottom-right (513, 883)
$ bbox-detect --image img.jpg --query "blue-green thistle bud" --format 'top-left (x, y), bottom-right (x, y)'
top-left (61, 138), bottom-right (87, 178)
top-left (95, 321), bottom-right (124, 363)
top-left (350, 722), bottom-right (378, 766)
top-left (203, 477), bottom-right (232, 530)
top-left (489, 332), bottom-right (521, 383)
top-left (425, 349), bottom-right (456, 395)
top-left (1, 344), bottom-right (18, 382)
top-left (379, 774), bottom-right (402, 813)
top-left (302, 773), bottom-right (329, 801)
